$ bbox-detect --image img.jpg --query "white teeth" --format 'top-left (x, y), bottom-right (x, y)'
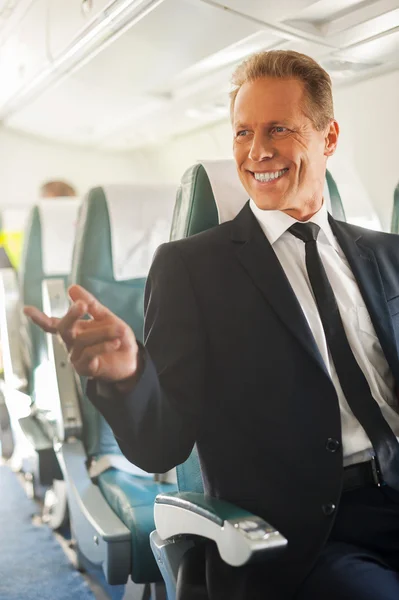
top-left (254, 168), bottom-right (287, 182)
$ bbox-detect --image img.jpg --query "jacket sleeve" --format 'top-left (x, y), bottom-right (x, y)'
top-left (87, 242), bottom-right (206, 473)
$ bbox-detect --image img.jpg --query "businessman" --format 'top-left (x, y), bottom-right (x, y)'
top-left (26, 50), bottom-right (399, 599)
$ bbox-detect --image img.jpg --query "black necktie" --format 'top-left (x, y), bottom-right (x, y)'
top-left (289, 221), bottom-right (399, 490)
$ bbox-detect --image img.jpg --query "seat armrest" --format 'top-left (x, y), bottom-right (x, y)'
top-left (154, 492), bottom-right (287, 567)
top-left (0, 269), bottom-right (28, 391)
top-left (41, 278), bottom-right (83, 441)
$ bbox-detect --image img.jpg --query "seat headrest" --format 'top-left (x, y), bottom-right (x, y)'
top-left (170, 160), bottom-right (248, 241)
top-left (203, 159), bottom-right (339, 217)
top-left (328, 164), bottom-right (380, 230)
top-left (0, 247), bottom-right (12, 269)
top-left (38, 199), bottom-right (80, 276)
top-left (103, 184), bottom-right (176, 281)
top-left (392, 182), bottom-right (399, 233)
top-left (171, 160), bottom-right (347, 243)
top-left (198, 160), bottom-right (249, 223)
top-left (1, 208), bottom-right (30, 232)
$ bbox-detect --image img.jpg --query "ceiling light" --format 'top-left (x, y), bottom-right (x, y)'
top-left (0, 0), bottom-right (166, 119)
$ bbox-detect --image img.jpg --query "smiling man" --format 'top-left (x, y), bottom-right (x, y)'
top-left (25, 51), bottom-right (399, 599)
top-left (232, 69), bottom-right (336, 220)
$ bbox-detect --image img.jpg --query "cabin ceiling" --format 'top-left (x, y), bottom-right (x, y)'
top-left (0, 0), bottom-right (398, 150)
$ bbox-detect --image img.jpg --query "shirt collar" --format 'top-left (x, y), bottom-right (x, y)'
top-left (249, 198), bottom-right (339, 250)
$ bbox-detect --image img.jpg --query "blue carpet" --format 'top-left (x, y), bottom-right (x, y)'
top-left (82, 561), bottom-right (125, 600)
top-left (0, 465), bottom-right (95, 600)
top-left (56, 525), bottom-right (125, 599)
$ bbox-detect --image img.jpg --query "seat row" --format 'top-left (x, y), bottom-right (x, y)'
top-left (0, 161), bottom-right (346, 599)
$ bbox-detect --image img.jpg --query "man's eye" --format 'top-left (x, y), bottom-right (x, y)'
top-left (236, 130), bottom-right (249, 137)
top-left (272, 126), bottom-right (288, 134)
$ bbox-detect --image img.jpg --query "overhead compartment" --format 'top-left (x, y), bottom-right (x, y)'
top-left (0, 0), bottom-right (49, 107)
top-left (0, 0), bottom-right (167, 119)
top-left (6, 0), bottom-right (282, 147)
top-left (46, 0), bottom-right (112, 58)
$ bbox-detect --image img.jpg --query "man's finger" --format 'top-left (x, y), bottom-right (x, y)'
top-left (72, 340), bottom-right (121, 374)
top-left (68, 284), bottom-right (95, 304)
top-left (23, 306), bottom-right (60, 334)
top-left (69, 284), bottom-right (111, 321)
top-left (69, 325), bottom-right (124, 362)
top-left (57, 301), bottom-right (88, 344)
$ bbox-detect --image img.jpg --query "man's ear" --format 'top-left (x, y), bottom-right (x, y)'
top-left (324, 120), bottom-right (339, 157)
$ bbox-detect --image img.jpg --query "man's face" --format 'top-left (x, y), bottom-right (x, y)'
top-left (233, 77), bottom-right (338, 219)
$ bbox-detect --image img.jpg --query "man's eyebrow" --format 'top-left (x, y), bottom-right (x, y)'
top-left (267, 120), bottom-right (294, 127)
top-left (234, 119), bottom-right (293, 129)
top-left (233, 122), bottom-right (249, 130)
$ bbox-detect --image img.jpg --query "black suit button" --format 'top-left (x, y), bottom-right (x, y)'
top-left (326, 438), bottom-right (340, 453)
top-left (322, 502), bottom-right (336, 516)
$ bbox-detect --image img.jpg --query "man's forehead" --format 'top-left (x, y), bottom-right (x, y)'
top-left (233, 78), bottom-right (307, 123)
top-left (235, 76), bottom-right (305, 99)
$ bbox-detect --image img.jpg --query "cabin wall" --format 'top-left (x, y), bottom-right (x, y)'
top-left (133, 68), bottom-right (399, 231)
top-left (2, 69), bottom-right (398, 229)
top-left (333, 69), bottom-right (399, 231)
top-left (0, 127), bottom-right (152, 207)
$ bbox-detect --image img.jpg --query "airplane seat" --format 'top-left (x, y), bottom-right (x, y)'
top-left (391, 181), bottom-right (399, 233)
top-left (6, 199), bottom-right (79, 490)
top-left (325, 169), bottom-right (346, 221)
top-left (63, 184), bottom-right (177, 585)
top-left (0, 234), bottom-right (16, 460)
top-left (150, 160), bottom-right (345, 600)
top-left (19, 199), bottom-right (80, 396)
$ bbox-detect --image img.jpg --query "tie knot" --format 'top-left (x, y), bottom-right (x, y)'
top-left (289, 222), bottom-right (320, 243)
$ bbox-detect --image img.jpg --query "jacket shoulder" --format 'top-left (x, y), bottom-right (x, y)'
top-left (336, 220), bottom-right (399, 248)
top-left (157, 221), bottom-right (233, 257)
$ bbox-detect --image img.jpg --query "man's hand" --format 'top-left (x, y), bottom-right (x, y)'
top-left (24, 284), bottom-right (139, 386)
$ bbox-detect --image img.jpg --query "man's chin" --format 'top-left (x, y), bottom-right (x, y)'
top-left (251, 194), bottom-right (284, 211)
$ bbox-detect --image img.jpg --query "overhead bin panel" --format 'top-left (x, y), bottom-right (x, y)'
top-left (46, 0), bottom-right (112, 58)
top-left (6, 0), bottom-right (398, 149)
top-left (7, 0), bottom-right (282, 146)
top-left (337, 29), bottom-right (399, 63)
top-left (0, 0), bottom-right (49, 108)
top-left (69, 0), bottom-right (280, 96)
top-left (0, 0), bottom-right (167, 120)
top-left (203, 0), bottom-right (329, 26)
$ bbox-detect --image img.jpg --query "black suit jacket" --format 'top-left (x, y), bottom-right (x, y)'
top-left (91, 202), bottom-right (399, 599)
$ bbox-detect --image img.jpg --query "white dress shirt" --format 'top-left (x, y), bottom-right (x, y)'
top-left (250, 199), bottom-right (399, 466)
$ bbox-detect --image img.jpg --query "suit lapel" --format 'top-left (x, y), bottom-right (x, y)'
top-left (231, 203), bottom-right (329, 376)
top-left (329, 216), bottom-right (399, 384)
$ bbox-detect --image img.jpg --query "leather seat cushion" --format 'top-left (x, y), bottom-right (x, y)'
top-left (98, 468), bottom-right (176, 583)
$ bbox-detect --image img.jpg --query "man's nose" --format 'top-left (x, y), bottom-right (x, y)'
top-left (248, 134), bottom-right (274, 162)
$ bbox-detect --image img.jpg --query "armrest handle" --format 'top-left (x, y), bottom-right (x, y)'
top-left (154, 491), bottom-right (287, 567)
top-left (0, 269), bottom-right (28, 391)
top-left (41, 279), bottom-right (82, 441)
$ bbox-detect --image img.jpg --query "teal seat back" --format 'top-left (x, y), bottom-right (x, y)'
top-left (170, 160), bottom-right (346, 493)
top-left (325, 169), bottom-right (346, 221)
top-left (19, 200), bottom-right (80, 383)
top-left (70, 185), bottom-right (176, 458)
top-left (171, 160), bottom-right (248, 493)
top-left (391, 182), bottom-right (399, 233)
